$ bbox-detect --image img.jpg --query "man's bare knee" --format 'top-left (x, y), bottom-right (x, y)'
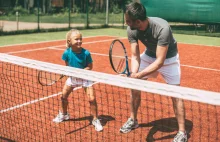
top-left (89, 97), bottom-right (96, 104)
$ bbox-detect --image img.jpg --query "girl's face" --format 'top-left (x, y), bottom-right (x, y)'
top-left (69, 33), bottom-right (82, 51)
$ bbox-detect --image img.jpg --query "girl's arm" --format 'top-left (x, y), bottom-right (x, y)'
top-left (84, 63), bottom-right (93, 70)
top-left (65, 61), bottom-right (69, 66)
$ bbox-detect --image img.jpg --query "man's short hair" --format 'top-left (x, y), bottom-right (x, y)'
top-left (125, 2), bottom-right (147, 21)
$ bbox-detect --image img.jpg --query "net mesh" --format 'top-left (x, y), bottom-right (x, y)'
top-left (0, 53), bottom-right (220, 142)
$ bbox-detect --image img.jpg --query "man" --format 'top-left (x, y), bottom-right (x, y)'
top-left (119, 2), bottom-right (187, 142)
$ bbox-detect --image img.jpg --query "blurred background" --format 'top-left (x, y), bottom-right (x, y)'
top-left (0, 0), bottom-right (220, 37)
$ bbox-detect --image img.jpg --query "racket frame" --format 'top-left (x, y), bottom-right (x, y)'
top-left (37, 71), bottom-right (65, 86)
top-left (109, 39), bottom-right (130, 76)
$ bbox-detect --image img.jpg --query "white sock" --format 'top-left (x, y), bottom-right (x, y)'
top-left (178, 131), bottom-right (185, 135)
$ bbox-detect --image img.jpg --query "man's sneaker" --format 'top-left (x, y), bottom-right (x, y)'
top-left (92, 119), bottom-right (103, 132)
top-left (53, 111), bottom-right (70, 123)
top-left (120, 118), bottom-right (139, 133)
top-left (173, 131), bottom-right (187, 142)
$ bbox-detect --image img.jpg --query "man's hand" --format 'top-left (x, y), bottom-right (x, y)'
top-left (130, 72), bottom-right (141, 79)
top-left (119, 74), bottom-right (127, 77)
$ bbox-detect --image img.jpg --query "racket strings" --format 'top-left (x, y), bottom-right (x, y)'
top-left (116, 58), bottom-right (125, 72)
top-left (111, 42), bottom-right (127, 73)
top-left (38, 71), bottom-right (63, 86)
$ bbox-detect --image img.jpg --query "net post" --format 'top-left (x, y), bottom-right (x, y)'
top-left (86, 0), bottom-right (89, 28)
top-left (106, 0), bottom-right (109, 26)
top-left (68, 0), bottom-right (71, 29)
top-left (37, 0), bottom-right (40, 32)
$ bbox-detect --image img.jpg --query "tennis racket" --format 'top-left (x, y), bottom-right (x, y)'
top-left (38, 71), bottom-right (65, 86)
top-left (109, 39), bottom-right (130, 76)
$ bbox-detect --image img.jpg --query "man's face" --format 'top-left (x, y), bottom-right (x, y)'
top-left (124, 13), bottom-right (140, 30)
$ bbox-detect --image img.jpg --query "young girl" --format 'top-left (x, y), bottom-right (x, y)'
top-left (53, 29), bottom-right (103, 132)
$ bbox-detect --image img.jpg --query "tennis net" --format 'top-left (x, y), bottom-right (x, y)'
top-left (0, 53), bottom-right (220, 142)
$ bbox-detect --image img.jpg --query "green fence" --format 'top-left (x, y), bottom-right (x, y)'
top-left (141, 0), bottom-right (220, 34)
top-left (0, 0), bottom-right (127, 32)
top-left (0, 0), bottom-right (220, 36)
top-left (141, 0), bottom-right (220, 24)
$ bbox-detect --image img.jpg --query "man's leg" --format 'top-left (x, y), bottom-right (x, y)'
top-left (172, 97), bottom-right (187, 142)
top-left (158, 54), bottom-right (187, 141)
top-left (130, 89), bottom-right (141, 120)
top-left (172, 97), bottom-right (185, 132)
top-left (120, 89), bottom-right (140, 133)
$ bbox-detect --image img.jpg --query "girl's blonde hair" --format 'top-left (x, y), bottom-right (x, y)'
top-left (66, 29), bottom-right (81, 47)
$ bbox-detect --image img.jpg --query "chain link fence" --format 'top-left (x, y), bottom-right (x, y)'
top-left (0, 0), bottom-right (129, 32)
top-left (0, 0), bottom-right (219, 37)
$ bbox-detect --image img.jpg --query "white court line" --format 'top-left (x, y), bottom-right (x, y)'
top-left (6, 37), bottom-right (126, 54)
top-left (0, 81), bottom-right (99, 113)
top-left (7, 45), bottom-right (63, 54)
top-left (0, 92), bottom-right (62, 113)
top-left (90, 53), bottom-right (220, 72)
top-left (0, 35), bottom-right (118, 48)
top-left (181, 64), bottom-right (220, 72)
top-left (1, 36), bottom-right (219, 113)
top-left (51, 49), bottom-right (220, 72)
top-left (1, 34), bottom-right (219, 48)
top-left (178, 42), bottom-right (220, 48)
top-left (6, 40), bottom-right (219, 72)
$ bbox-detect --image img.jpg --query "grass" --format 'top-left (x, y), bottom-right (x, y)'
top-left (0, 13), bottom-right (123, 24)
top-left (1, 12), bottom-right (219, 38)
top-left (0, 28), bottom-right (220, 47)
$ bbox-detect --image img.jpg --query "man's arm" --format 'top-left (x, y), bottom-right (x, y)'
top-left (130, 42), bottom-right (140, 73)
top-left (134, 45), bottom-right (168, 79)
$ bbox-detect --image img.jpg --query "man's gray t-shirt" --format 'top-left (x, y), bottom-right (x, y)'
top-left (127, 17), bottom-right (177, 58)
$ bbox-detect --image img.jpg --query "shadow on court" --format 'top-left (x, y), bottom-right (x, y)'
top-left (0, 136), bottom-right (15, 142)
top-left (66, 115), bottom-right (115, 134)
top-left (138, 117), bottom-right (193, 142)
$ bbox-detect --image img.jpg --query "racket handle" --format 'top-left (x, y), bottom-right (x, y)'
top-left (127, 72), bottom-right (131, 77)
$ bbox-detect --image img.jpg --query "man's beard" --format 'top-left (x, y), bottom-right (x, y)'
top-left (130, 26), bottom-right (137, 30)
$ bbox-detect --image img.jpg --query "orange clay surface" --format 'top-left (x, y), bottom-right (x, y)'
top-left (0, 36), bottom-right (219, 142)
